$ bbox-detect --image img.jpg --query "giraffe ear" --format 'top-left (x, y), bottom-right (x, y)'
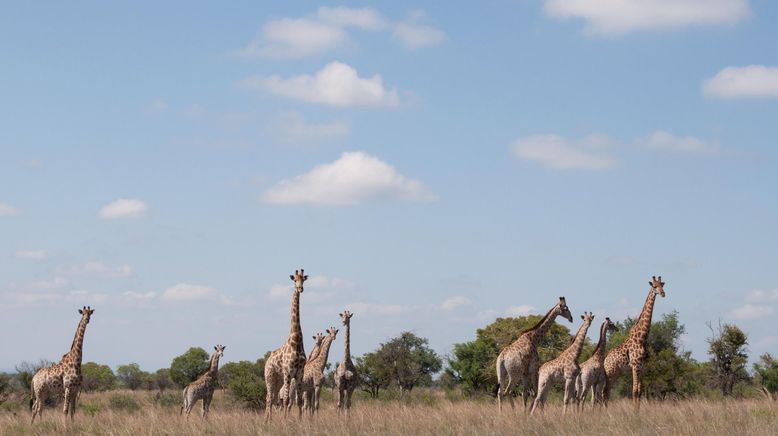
top-left (649, 281), bottom-right (653, 286)
top-left (214, 346), bottom-right (217, 351)
top-left (580, 314), bottom-right (584, 320)
top-left (303, 275), bottom-right (308, 281)
top-left (78, 309), bottom-right (83, 314)
top-left (290, 275), bottom-right (295, 281)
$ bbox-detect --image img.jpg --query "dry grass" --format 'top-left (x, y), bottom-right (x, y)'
top-left (1, 390), bottom-right (777, 435)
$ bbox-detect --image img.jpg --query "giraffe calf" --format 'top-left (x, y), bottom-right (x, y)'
top-left (181, 345), bottom-right (225, 419)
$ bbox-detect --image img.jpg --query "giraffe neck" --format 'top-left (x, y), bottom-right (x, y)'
top-left (527, 306), bottom-right (560, 347)
top-left (564, 319), bottom-right (592, 361)
top-left (311, 336), bottom-right (336, 371)
top-left (65, 316), bottom-right (89, 365)
top-left (343, 322), bottom-right (351, 362)
top-left (288, 289), bottom-right (303, 352)
top-left (207, 352), bottom-right (221, 376)
top-left (591, 321), bottom-right (610, 360)
top-left (629, 288), bottom-right (657, 345)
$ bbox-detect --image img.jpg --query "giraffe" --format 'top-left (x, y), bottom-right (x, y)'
top-left (277, 333), bottom-right (324, 409)
top-left (264, 269), bottom-right (307, 421)
top-left (180, 344), bottom-right (225, 419)
top-left (335, 311), bottom-right (357, 413)
top-left (576, 317), bottom-right (618, 408)
top-left (530, 312), bottom-right (594, 415)
top-left (496, 297), bottom-right (573, 412)
top-left (30, 306), bottom-right (95, 423)
top-left (604, 276), bottom-right (666, 408)
top-left (302, 327), bottom-right (338, 414)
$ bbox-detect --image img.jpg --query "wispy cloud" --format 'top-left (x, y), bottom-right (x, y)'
top-left (60, 261), bottom-right (133, 278)
top-left (317, 6), bottom-right (388, 30)
top-left (261, 151), bottom-right (436, 206)
top-left (731, 303), bottom-right (774, 320)
top-left (703, 65), bottom-right (778, 99)
top-left (441, 296), bottom-right (471, 311)
top-left (394, 11), bottom-right (446, 50)
top-left (239, 62), bottom-right (401, 108)
top-left (270, 111), bottom-right (350, 144)
top-left (98, 198), bottom-right (148, 219)
top-left (161, 283), bottom-right (231, 305)
top-left (345, 302), bottom-right (411, 316)
top-left (511, 133), bottom-right (618, 170)
top-left (636, 131), bottom-right (720, 155)
top-left (14, 250), bottom-right (48, 260)
top-left (745, 289), bottom-right (778, 303)
top-left (0, 202), bottom-right (21, 217)
top-left (544, 0), bottom-right (750, 35)
top-left (506, 305), bottom-right (537, 317)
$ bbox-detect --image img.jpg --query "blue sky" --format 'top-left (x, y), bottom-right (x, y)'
top-left (1, 1), bottom-right (777, 371)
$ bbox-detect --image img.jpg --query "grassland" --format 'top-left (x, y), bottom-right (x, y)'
top-left (1, 389), bottom-right (777, 435)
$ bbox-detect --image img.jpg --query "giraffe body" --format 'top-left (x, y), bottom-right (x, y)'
top-left (576, 317), bottom-right (618, 408)
top-left (531, 312), bottom-right (594, 414)
top-left (264, 269), bottom-right (307, 421)
top-left (31, 306), bottom-right (94, 423)
top-left (276, 333), bottom-right (324, 409)
top-left (495, 297), bottom-right (573, 412)
top-left (604, 276), bottom-right (666, 408)
top-left (302, 327), bottom-right (338, 414)
top-left (335, 311), bottom-right (357, 413)
top-left (181, 345), bottom-right (225, 419)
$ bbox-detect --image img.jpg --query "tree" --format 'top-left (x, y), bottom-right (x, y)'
top-left (170, 347), bottom-right (210, 387)
top-left (707, 321), bottom-right (749, 396)
top-left (383, 332), bottom-right (442, 394)
top-left (445, 315), bottom-right (576, 396)
top-left (15, 360), bottom-right (53, 391)
top-left (152, 368), bottom-right (172, 392)
top-left (753, 353), bottom-right (778, 400)
top-left (116, 363), bottom-right (147, 390)
top-left (81, 362), bottom-right (116, 392)
top-left (356, 352), bottom-right (392, 398)
top-left (220, 359), bottom-right (266, 410)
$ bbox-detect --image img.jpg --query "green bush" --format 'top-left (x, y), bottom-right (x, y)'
top-left (221, 360), bottom-right (266, 410)
top-left (109, 394), bottom-right (140, 412)
top-left (158, 392), bottom-right (180, 407)
top-left (80, 403), bottom-right (101, 416)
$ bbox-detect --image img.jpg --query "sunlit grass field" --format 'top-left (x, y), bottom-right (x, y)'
top-left (1, 389), bottom-right (777, 435)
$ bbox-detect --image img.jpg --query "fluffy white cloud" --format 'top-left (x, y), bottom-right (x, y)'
top-left (98, 198), bottom-right (148, 219)
top-left (14, 250), bottom-right (48, 260)
top-left (745, 289), bottom-right (778, 303)
top-left (394, 12), bottom-right (446, 49)
top-left (544, 0), bottom-right (750, 35)
top-left (237, 18), bottom-right (348, 59)
top-left (317, 6), bottom-right (387, 30)
top-left (637, 131), bottom-right (719, 155)
top-left (731, 304), bottom-right (774, 320)
top-left (162, 283), bottom-right (222, 303)
top-left (703, 65), bottom-right (778, 99)
top-left (506, 305), bottom-right (537, 317)
top-left (272, 111), bottom-right (350, 144)
top-left (511, 134), bottom-right (618, 170)
top-left (0, 202), bottom-right (20, 216)
top-left (239, 62), bottom-right (401, 108)
top-left (441, 296), bottom-right (471, 311)
top-left (261, 151), bottom-right (436, 206)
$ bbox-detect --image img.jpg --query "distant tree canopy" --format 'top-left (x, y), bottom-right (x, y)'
top-left (170, 347), bottom-right (210, 387)
top-left (220, 358), bottom-right (267, 410)
top-left (116, 363), bottom-right (147, 390)
top-left (81, 362), bottom-right (116, 392)
top-left (356, 332), bottom-right (442, 397)
top-left (753, 353), bottom-right (778, 398)
top-left (707, 322), bottom-right (750, 396)
top-left (445, 315), bottom-right (577, 396)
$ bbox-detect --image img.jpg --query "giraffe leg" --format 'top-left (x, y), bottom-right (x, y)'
top-left (202, 395), bottom-right (211, 419)
top-left (337, 386), bottom-right (344, 411)
top-left (68, 389), bottom-right (78, 420)
top-left (530, 376), bottom-right (549, 415)
top-left (346, 386), bottom-right (354, 415)
top-left (631, 364), bottom-right (643, 410)
top-left (63, 387), bottom-right (74, 420)
top-left (563, 377), bottom-right (576, 415)
top-left (313, 385), bottom-right (321, 414)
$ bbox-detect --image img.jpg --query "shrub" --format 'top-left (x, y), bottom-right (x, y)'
top-left (109, 394), bottom-right (140, 412)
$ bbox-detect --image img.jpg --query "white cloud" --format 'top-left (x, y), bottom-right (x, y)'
top-left (544, 0), bottom-right (750, 35)
top-left (31, 277), bottom-right (69, 290)
top-left (161, 283), bottom-right (223, 303)
top-left (345, 302), bottom-right (411, 316)
top-left (745, 289), bottom-right (778, 303)
top-left (98, 198), bottom-right (148, 219)
top-left (123, 291), bottom-right (157, 301)
top-left (238, 61), bottom-right (401, 107)
top-left (506, 305), bottom-right (537, 317)
top-left (262, 151), bottom-right (436, 206)
top-left (267, 283), bottom-right (292, 301)
top-left (703, 65), bottom-right (778, 99)
top-left (637, 131), bottom-right (720, 155)
top-left (317, 6), bottom-right (387, 30)
top-left (267, 275), bottom-right (354, 303)
top-left (731, 304), bottom-right (774, 320)
top-left (61, 261), bottom-right (133, 278)
top-left (272, 111), bottom-right (350, 144)
top-left (511, 134), bottom-right (618, 170)
top-left (14, 250), bottom-right (48, 260)
top-left (394, 11), bottom-right (446, 50)
top-left (238, 18), bottom-right (348, 59)
top-left (441, 296), bottom-right (471, 311)
top-left (0, 202), bottom-right (21, 217)
top-left (307, 275), bottom-right (355, 290)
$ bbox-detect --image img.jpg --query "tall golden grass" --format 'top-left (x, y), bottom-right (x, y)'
top-left (1, 389), bottom-right (776, 435)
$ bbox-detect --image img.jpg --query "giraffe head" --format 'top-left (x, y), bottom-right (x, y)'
top-left (78, 306), bottom-right (95, 323)
top-left (290, 269), bottom-right (308, 294)
top-left (580, 311), bottom-right (595, 324)
top-left (557, 297), bottom-right (573, 322)
top-left (340, 310), bottom-right (354, 326)
top-left (326, 326), bottom-right (339, 340)
top-left (311, 332), bottom-right (325, 348)
top-left (213, 344), bottom-right (226, 357)
top-left (649, 275), bottom-right (666, 298)
top-left (605, 316), bottom-right (618, 333)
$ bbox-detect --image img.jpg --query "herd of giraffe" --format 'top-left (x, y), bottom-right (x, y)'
top-left (27, 271), bottom-right (665, 423)
top-left (497, 275), bottom-right (666, 414)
